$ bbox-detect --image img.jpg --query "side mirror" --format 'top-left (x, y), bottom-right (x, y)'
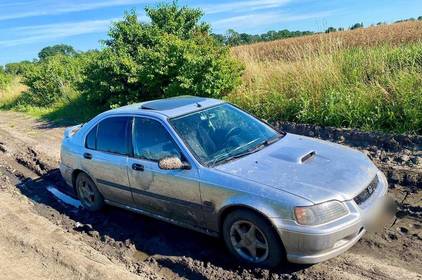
top-left (158, 156), bottom-right (191, 170)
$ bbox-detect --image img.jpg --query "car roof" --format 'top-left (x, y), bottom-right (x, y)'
top-left (111, 96), bottom-right (224, 118)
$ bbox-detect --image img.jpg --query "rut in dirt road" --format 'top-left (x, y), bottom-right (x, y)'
top-left (0, 111), bottom-right (421, 280)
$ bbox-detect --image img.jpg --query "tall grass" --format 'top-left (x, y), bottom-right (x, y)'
top-left (228, 23), bottom-right (422, 134)
top-left (0, 77), bottom-right (27, 106)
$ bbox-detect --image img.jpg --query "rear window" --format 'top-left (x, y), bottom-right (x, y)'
top-left (95, 117), bottom-right (130, 155)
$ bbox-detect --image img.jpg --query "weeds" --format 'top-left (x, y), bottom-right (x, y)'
top-left (228, 42), bottom-right (422, 134)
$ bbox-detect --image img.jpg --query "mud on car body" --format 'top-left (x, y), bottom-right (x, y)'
top-left (60, 96), bottom-right (388, 268)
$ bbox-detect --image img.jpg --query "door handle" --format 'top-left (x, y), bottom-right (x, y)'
top-left (132, 163), bottom-right (144, 171)
top-left (83, 153), bottom-right (93, 160)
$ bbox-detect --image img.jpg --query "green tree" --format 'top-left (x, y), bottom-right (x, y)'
top-left (418, 16), bottom-right (422, 21)
top-left (350, 22), bottom-right (364, 30)
top-left (225, 29), bottom-right (241, 46)
top-left (38, 44), bottom-right (77, 60)
top-left (211, 33), bottom-right (225, 45)
top-left (4, 61), bottom-right (32, 75)
top-left (81, 4), bottom-right (243, 107)
top-left (325, 27), bottom-right (337, 33)
top-left (216, 28), bottom-right (314, 46)
top-left (145, 2), bottom-right (209, 39)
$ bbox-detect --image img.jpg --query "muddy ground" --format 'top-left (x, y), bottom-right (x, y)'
top-left (0, 111), bottom-right (420, 280)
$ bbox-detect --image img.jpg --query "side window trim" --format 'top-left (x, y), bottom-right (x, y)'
top-left (127, 117), bottom-right (134, 157)
top-left (131, 116), bottom-right (186, 163)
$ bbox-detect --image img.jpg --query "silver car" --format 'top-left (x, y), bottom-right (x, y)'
top-left (60, 96), bottom-right (388, 267)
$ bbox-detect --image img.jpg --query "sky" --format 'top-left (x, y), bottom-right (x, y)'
top-left (0, 0), bottom-right (421, 65)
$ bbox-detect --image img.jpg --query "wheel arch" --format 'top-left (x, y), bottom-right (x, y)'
top-left (218, 204), bottom-right (287, 258)
top-left (218, 204), bottom-right (281, 238)
top-left (71, 169), bottom-right (83, 189)
top-left (71, 169), bottom-right (95, 191)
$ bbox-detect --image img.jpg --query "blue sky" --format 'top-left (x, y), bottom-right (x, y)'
top-left (0, 0), bottom-right (421, 65)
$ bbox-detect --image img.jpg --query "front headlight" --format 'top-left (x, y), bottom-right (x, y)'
top-left (294, 201), bottom-right (349, 225)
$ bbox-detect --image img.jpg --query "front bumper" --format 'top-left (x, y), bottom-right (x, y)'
top-left (277, 171), bottom-right (388, 264)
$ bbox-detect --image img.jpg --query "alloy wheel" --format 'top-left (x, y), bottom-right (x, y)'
top-left (229, 220), bottom-right (269, 263)
top-left (77, 179), bottom-right (96, 207)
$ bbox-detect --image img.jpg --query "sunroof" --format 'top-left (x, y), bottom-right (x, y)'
top-left (140, 97), bottom-right (207, 111)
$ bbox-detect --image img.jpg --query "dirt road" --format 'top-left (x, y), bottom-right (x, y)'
top-left (0, 111), bottom-right (421, 280)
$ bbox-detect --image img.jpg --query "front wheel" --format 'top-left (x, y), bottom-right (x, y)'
top-left (75, 172), bottom-right (105, 211)
top-left (222, 209), bottom-right (285, 268)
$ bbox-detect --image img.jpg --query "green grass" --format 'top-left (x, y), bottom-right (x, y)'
top-left (0, 86), bottom-right (103, 125)
top-left (228, 42), bottom-right (422, 134)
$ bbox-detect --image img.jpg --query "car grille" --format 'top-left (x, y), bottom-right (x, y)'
top-left (354, 175), bottom-right (378, 205)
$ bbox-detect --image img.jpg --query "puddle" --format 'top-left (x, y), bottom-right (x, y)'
top-left (47, 186), bottom-right (81, 208)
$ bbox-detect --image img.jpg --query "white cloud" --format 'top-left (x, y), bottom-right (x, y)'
top-left (0, 19), bottom-right (116, 47)
top-left (0, 0), bottom-right (150, 21)
top-left (212, 10), bottom-right (334, 31)
top-left (201, 0), bottom-right (292, 14)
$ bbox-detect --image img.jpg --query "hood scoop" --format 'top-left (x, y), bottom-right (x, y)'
top-left (300, 151), bottom-right (316, 163)
top-left (270, 147), bottom-right (317, 164)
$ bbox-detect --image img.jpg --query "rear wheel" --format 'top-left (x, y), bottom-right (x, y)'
top-left (75, 172), bottom-right (105, 211)
top-left (222, 209), bottom-right (284, 268)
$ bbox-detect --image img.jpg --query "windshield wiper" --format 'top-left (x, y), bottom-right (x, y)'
top-left (210, 134), bottom-right (283, 167)
top-left (210, 142), bottom-right (267, 167)
top-left (263, 134), bottom-right (283, 146)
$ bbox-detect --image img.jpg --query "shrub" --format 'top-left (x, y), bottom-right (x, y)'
top-left (81, 4), bottom-right (243, 107)
top-left (4, 61), bottom-right (33, 75)
top-left (22, 52), bottom-right (97, 106)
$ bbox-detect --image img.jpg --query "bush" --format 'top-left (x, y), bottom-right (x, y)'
top-left (22, 52), bottom-right (97, 106)
top-left (81, 4), bottom-right (243, 107)
top-left (4, 61), bottom-right (33, 75)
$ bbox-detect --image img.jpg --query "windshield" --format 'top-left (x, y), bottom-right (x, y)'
top-left (170, 103), bottom-right (282, 166)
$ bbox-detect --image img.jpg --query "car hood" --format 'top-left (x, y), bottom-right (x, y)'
top-left (215, 133), bottom-right (378, 204)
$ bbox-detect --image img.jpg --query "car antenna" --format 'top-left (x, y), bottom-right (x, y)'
top-left (196, 102), bottom-right (202, 108)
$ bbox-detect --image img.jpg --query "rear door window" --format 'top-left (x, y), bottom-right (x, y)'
top-left (85, 125), bottom-right (97, 150)
top-left (96, 117), bottom-right (130, 155)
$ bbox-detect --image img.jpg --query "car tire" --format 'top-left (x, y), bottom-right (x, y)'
top-left (75, 172), bottom-right (105, 211)
top-left (222, 209), bottom-right (284, 268)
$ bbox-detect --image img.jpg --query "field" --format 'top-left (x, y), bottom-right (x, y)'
top-left (231, 21), bottom-right (422, 61)
top-left (228, 20), bottom-right (422, 134)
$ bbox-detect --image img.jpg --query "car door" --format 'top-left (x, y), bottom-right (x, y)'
top-left (81, 116), bottom-right (134, 206)
top-left (127, 116), bottom-right (203, 226)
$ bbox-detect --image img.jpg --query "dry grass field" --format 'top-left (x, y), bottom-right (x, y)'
top-left (231, 21), bottom-right (422, 61)
top-left (228, 21), bottom-right (422, 134)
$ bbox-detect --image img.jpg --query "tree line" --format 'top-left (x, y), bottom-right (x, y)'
top-left (325, 16), bottom-right (422, 34)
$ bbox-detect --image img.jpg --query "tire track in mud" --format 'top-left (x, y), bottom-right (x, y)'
top-left (0, 116), bottom-right (421, 280)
